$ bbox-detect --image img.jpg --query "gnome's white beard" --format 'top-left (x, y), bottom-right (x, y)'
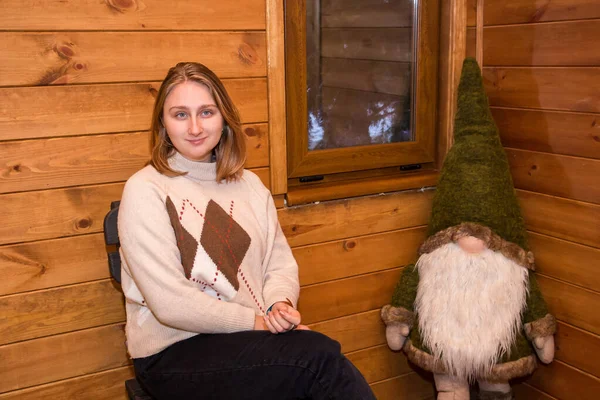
top-left (415, 242), bottom-right (529, 381)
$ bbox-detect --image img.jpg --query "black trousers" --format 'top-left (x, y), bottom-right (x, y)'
top-left (133, 330), bottom-right (376, 400)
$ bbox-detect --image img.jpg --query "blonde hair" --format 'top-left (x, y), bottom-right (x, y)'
top-left (149, 62), bottom-right (246, 182)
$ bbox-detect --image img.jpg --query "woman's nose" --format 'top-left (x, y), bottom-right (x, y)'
top-left (188, 117), bottom-right (202, 135)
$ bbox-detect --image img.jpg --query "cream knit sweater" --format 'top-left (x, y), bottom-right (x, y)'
top-left (118, 152), bottom-right (299, 358)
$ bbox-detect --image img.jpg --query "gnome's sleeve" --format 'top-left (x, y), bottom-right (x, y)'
top-left (381, 264), bottom-right (419, 328)
top-left (522, 272), bottom-right (556, 341)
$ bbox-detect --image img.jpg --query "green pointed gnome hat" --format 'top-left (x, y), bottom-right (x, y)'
top-left (419, 58), bottom-right (534, 270)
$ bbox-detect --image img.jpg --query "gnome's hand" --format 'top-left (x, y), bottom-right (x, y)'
top-left (386, 323), bottom-right (410, 351)
top-left (533, 335), bottom-right (555, 364)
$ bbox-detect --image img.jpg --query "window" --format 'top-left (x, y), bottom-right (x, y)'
top-left (284, 0), bottom-right (440, 203)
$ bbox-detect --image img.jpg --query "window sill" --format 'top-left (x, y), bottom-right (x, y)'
top-left (285, 170), bottom-right (439, 206)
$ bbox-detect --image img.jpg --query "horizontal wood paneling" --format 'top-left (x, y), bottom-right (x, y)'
top-left (482, 21), bottom-right (600, 66)
top-left (0, 124), bottom-right (268, 194)
top-left (555, 321), bottom-right (600, 378)
top-left (321, 0), bottom-right (413, 28)
top-left (477, 0), bottom-right (600, 26)
top-left (0, 0), bottom-right (265, 30)
top-left (506, 148), bottom-right (600, 204)
top-left (347, 344), bottom-right (410, 384)
top-left (493, 108), bottom-right (600, 159)
top-left (0, 280), bottom-right (124, 346)
top-left (0, 366), bottom-right (134, 400)
top-left (483, 67), bottom-right (600, 113)
top-left (371, 373), bottom-right (435, 400)
top-left (299, 268), bottom-right (402, 325)
top-left (294, 227), bottom-right (425, 286)
top-left (309, 309), bottom-right (387, 353)
top-left (0, 183), bottom-right (124, 246)
top-left (2, 32), bottom-right (266, 86)
top-left (538, 275), bottom-right (600, 336)
top-left (321, 28), bottom-right (412, 62)
top-left (0, 79), bottom-right (268, 141)
top-left (0, 234), bottom-right (108, 296)
top-left (513, 383), bottom-right (557, 400)
top-left (518, 190), bottom-right (600, 248)
top-left (322, 58), bottom-right (410, 96)
top-left (1, 164), bottom-right (269, 247)
top-left (279, 190), bottom-right (433, 247)
top-left (529, 232), bottom-right (600, 293)
top-left (527, 360), bottom-right (600, 400)
top-left (0, 323), bottom-right (129, 393)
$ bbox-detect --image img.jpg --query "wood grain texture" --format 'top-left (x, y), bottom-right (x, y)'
top-left (493, 108), bottom-right (600, 159)
top-left (0, 124), bottom-right (268, 194)
top-left (438, 0), bottom-right (468, 166)
top-left (0, 79), bottom-right (268, 140)
top-left (0, 233), bottom-right (108, 296)
top-left (0, 366), bottom-right (134, 400)
top-left (506, 148), bottom-right (600, 204)
top-left (479, 0), bottom-right (600, 26)
top-left (370, 372), bottom-right (435, 400)
top-left (321, 0), bottom-right (413, 28)
top-left (308, 309), bottom-right (387, 354)
top-left (0, 324), bottom-right (129, 393)
top-left (482, 21), bottom-right (600, 66)
top-left (298, 268), bottom-right (403, 324)
top-left (529, 232), bottom-right (600, 293)
top-left (0, 183), bottom-right (124, 246)
top-left (0, 0), bottom-right (265, 30)
top-left (279, 189), bottom-right (434, 247)
top-left (467, 27), bottom-right (476, 58)
top-left (518, 190), bottom-right (600, 248)
top-left (347, 344), bottom-right (411, 384)
top-left (0, 280), bottom-right (124, 346)
top-left (1, 32), bottom-right (266, 86)
top-left (538, 275), bottom-right (600, 336)
top-left (286, 171), bottom-right (438, 206)
top-left (526, 360), bottom-right (600, 400)
top-left (266, 0), bottom-right (287, 195)
top-left (555, 321), bottom-right (600, 378)
top-left (321, 58), bottom-right (411, 96)
top-left (294, 226), bottom-right (426, 286)
top-left (321, 28), bottom-right (412, 62)
top-left (467, 0), bottom-right (476, 27)
top-left (482, 67), bottom-right (600, 113)
top-left (512, 383), bottom-right (557, 400)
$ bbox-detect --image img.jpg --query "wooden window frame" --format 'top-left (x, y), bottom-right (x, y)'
top-left (284, 0), bottom-right (440, 183)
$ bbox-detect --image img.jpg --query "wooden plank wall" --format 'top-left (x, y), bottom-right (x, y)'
top-left (284, 188), bottom-right (437, 399)
top-left (0, 1), bottom-right (434, 399)
top-left (0, 1), bottom-right (271, 398)
top-left (467, 0), bottom-right (600, 398)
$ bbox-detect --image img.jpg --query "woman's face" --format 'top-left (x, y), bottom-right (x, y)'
top-left (162, 80), bottom-right (224, 162)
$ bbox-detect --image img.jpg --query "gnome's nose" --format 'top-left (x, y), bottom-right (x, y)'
top-left (457, 236), bottom-right (487, 254)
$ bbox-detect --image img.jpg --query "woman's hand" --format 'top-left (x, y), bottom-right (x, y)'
top-left (263, 301), bottom-right (302, 334)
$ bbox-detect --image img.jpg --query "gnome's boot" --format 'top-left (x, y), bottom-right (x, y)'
top-left (434, 374), bottom-right (470, 400)
top-left (478, 381), bottom-right (514, 400)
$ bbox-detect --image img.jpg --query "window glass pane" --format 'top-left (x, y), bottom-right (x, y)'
top-left (307, 0), bottom-right (416, 151)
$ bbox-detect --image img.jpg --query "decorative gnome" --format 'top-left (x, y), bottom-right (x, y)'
top-left (380, 58), bottom-right (556, 400)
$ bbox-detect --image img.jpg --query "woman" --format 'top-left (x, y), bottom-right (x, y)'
top-left (118, 62), bottom-right (375, 399)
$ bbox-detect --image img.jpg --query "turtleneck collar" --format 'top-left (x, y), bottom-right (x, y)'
top-left (168, 151), bottom-right (218, 182)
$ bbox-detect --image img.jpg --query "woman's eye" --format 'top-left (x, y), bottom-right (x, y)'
top-left (175, 112), bottom-right (187, 118)
top-left (201, 109), bottom-right (213, 117)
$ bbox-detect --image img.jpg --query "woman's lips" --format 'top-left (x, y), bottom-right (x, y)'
top-left (186, 137), bottom-right (207, 145)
